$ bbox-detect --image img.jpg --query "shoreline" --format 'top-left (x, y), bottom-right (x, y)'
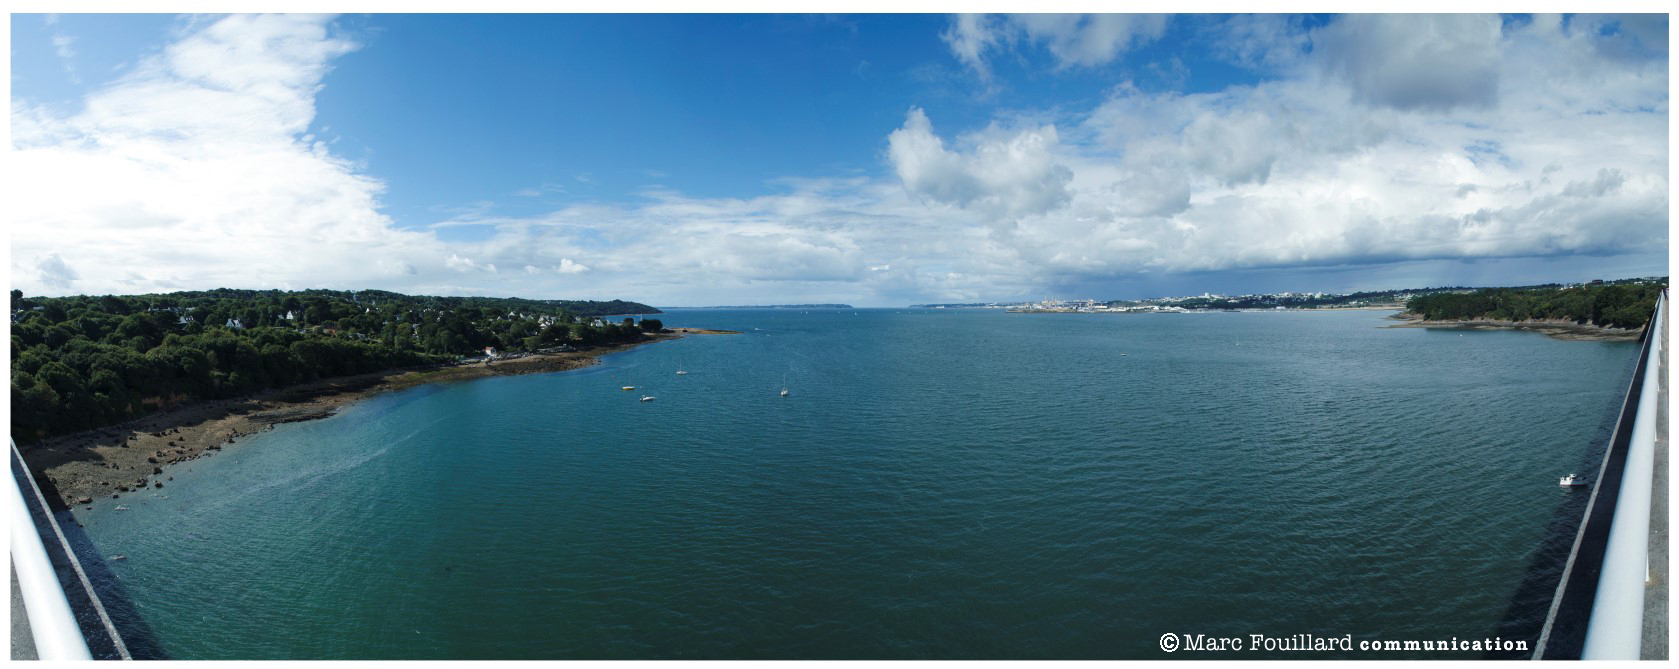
top-left (1382, 312), bottom-right (1644, 341)
top-left (1005, 306), bottom-right (1405, 314)
top-left (22, 329), bottom-right (737, 509)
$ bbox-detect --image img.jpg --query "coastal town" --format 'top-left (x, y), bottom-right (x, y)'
top-left (913, 277), bottom-right (1668, 314)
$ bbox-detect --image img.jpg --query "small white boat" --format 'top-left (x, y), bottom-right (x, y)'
top-left (114, 505), bottom-right (130, 511)
top-left (780, 388), bottom-right (790, 397)
top-left (640, 395), bottom-right (656, 402)
top-left (1560, 474), bottom-right (1587, 488)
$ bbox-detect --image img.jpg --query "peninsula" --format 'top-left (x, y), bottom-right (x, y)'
top-left (8, 288), bottom-right (720, 506)
top-left (1387, 279), bottom-right (1663, 341)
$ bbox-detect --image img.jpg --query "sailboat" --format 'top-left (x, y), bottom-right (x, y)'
top-left (780, 387), bottom-right (790, 397)
top-left (676, 360), bottom-right (687, 375)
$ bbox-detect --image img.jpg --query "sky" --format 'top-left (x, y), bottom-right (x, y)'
top-left (9, 12), bottom-right (1671, 306)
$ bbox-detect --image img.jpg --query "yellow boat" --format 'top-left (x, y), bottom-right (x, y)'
top-left (622, 386), bottom-right (635, 391)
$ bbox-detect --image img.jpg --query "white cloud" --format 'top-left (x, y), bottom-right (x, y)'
top-left (887, 107), bottom-right (1072, 220)
top-left (51, 33), bottom-right (75, 60)
top-left (942, 13), bottom-right (1170, 76)
top-left (12, 15), bottom-right (453, 299)
top-left (1009, 14), bottom-right (1169, 69)
top-left (940, 14), bottom-right (1001, 79)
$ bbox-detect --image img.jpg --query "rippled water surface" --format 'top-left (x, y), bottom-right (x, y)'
top-left (71, 309), bottom-right (1638, 659)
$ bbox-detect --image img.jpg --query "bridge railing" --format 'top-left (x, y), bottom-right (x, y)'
top-left (9, 438), bottom-right (132, 660)
top-left (8, 440), bottom-right (93, 659)
top-left (1582, 289), bottom-right (1665, 659)
top-left (1534, 289), bottom-right (1666, 659)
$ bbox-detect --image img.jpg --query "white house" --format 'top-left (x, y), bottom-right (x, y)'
top-left (225, 318), bottom-right (244, 329)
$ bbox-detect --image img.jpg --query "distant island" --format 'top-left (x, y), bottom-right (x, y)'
top-left (10, 288), bottom-right (664, 444)
top-left (663, 304), bottom-right (854, 309)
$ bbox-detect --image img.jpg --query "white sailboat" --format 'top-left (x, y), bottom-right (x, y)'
top-left (676, 359), bottom-right (687, 375)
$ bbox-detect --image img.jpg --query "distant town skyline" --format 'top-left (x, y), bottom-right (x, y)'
top-left (11, 13), bottom-right (1669, 307)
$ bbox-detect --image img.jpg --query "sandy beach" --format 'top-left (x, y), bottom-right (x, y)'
top-left (1383, 312), bottom-right (1644, 341)
top-left (21, 328), bottom-right (738, 509)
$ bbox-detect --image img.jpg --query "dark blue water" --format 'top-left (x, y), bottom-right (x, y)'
top-left (70, 309), bottom-right (1637, 659)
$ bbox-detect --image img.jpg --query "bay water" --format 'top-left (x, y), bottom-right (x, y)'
top-left (68, 309), bottom-right (1638, 659)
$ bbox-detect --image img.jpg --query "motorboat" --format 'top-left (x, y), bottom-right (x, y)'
top-left (640, 395), bottom-right (656, 402)
top-left (621, 386), bottom-right (636, 391)
top-left (1560, 474), bottom-right (1588, 488)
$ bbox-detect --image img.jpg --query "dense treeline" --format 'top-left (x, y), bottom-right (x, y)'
top-left (1404, 281), bottom-right (1665, 329)
top-left (10, 288), bottom-right (661, 442)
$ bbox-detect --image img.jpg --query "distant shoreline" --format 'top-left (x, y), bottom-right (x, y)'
top-left (22, 328), bottom-right (737, 510)
top-left (1005, 306), bottom-right (1405, 314)
top-left (660, 305), bottom-right (853, 310)
top-left (1382, 312), bottom-right (1643, 341)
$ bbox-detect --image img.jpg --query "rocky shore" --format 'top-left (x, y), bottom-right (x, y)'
top-left (21, 329), bottom-right (735, 509)
top-left (1383, 312), bottom-right (1644, 341)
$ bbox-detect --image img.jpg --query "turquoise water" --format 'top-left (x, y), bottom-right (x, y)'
top-left (69, 309), bottom-right (1637, 659)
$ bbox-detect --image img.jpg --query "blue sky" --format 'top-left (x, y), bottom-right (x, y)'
top-left (10, 13), bottom-right (1670, 305)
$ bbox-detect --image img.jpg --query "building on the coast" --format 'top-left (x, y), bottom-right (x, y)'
top-left (484, 346), bottom-right (498, 358)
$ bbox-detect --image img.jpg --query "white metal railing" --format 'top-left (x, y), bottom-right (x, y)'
top-left (8, 442), bottom-right (93, 660)
top-left (1582, 290), bottom-right (1665, 659)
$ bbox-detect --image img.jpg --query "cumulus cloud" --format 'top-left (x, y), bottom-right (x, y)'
top-left (11, 14), bottom-right (464, 298)
top-left (887, 107), bottom-right (1073, 220)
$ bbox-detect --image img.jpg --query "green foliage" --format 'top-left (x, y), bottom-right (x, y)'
top-left (8, 288), bottom-right (660, 443)
top-left (1404, 281), bottom-right (1666, 329)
